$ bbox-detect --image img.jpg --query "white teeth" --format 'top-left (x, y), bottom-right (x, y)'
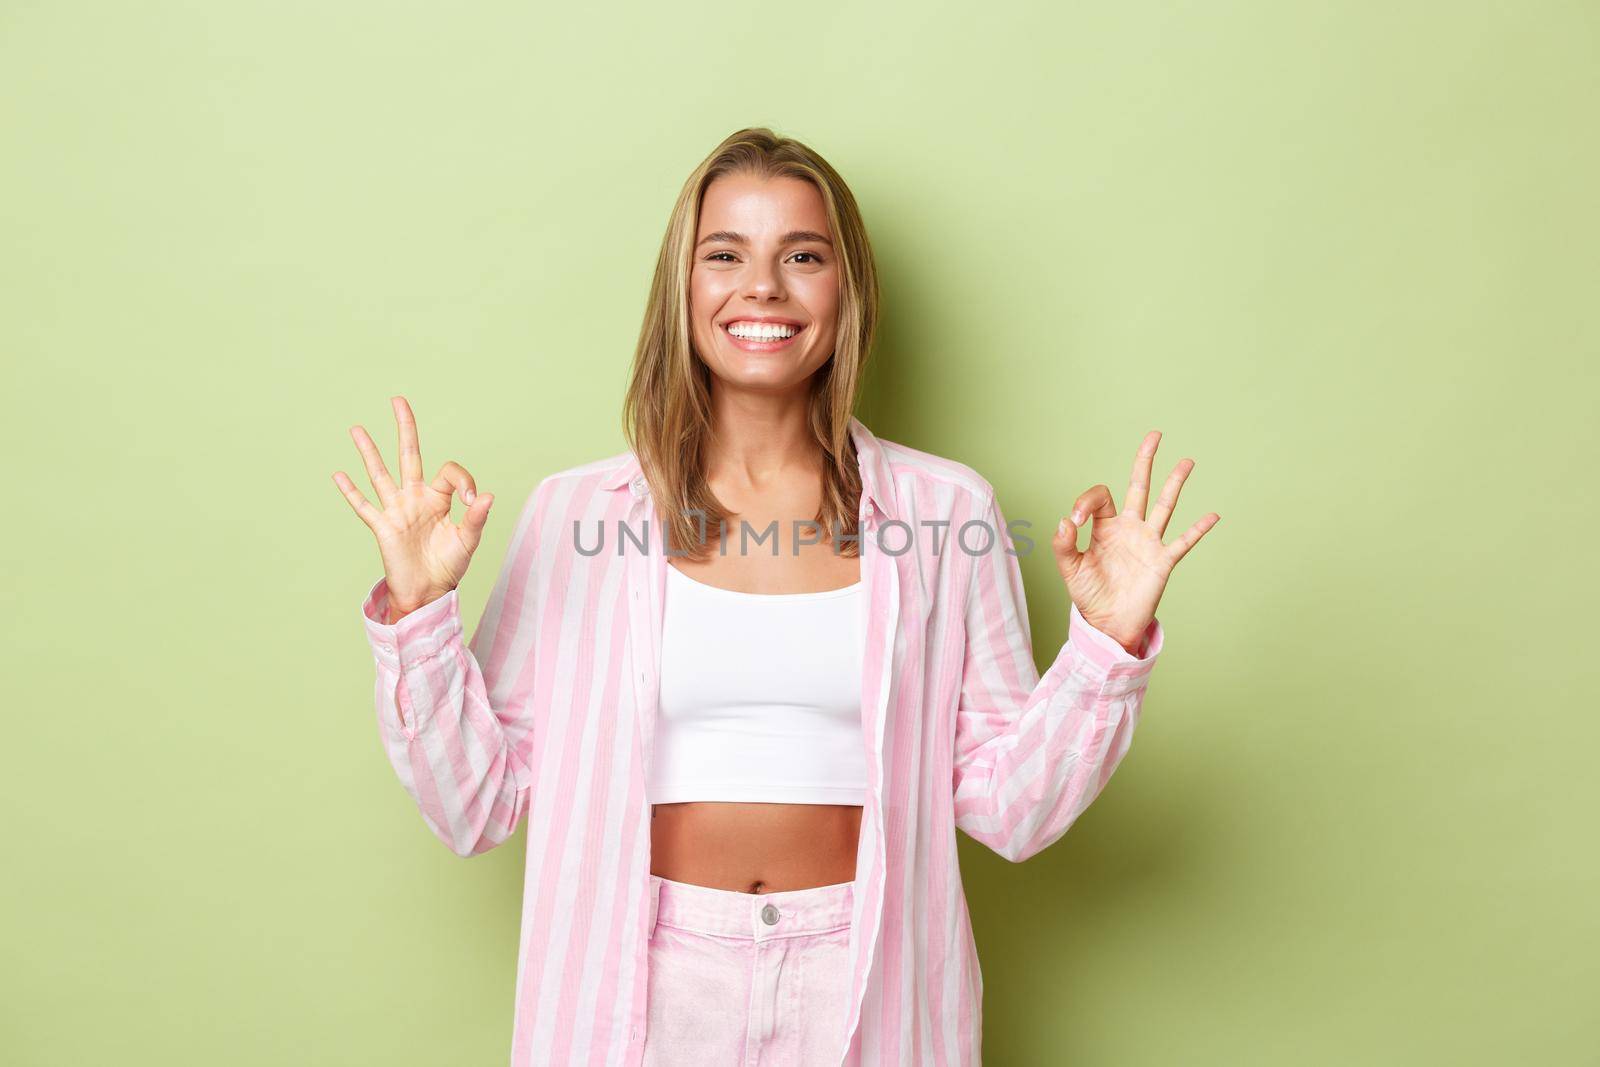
top-left (726, 321), bottom-right (798, 341)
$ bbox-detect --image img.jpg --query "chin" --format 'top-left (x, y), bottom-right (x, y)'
top-left (712, 361), bottom-right (811, 390)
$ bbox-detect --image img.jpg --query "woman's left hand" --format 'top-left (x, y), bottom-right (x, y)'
top-left (1052, 430), bottom-right (1219, 655)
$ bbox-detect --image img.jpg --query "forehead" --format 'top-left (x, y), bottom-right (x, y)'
top-left (697, 173), bottom-right (831, 237)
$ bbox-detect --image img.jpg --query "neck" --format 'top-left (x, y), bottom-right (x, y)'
top-left (703, 386), bottom-right (825, 491)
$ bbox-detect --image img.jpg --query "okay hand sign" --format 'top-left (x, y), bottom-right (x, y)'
top-left (332, 395), bottom-right (494, 622)
top-left (1052, 431), bottom-right (1218, 654)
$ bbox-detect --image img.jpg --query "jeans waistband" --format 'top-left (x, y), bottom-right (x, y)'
top-left (650, 874), bottom-right (854, 941)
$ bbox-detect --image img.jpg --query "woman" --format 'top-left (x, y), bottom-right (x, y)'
top-left (334, 127), bottom-right (1217, 1066)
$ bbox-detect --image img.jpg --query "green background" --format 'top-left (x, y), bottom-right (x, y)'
top-left (4, 2), bottom-right (1595, 1063)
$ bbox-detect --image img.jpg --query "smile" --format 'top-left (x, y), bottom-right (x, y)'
top-left (723, 320), bottom-right (804, 350)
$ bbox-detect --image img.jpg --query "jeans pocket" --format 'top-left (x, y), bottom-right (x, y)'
top-left (643, 927), bottom-right (749, 1065)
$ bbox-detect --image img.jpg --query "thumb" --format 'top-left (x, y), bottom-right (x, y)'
top-left (1052, 509), bottom-right (1085, 583)
top-left (458, 493), bottom-right (494, 554)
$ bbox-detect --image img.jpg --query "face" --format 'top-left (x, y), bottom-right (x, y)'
top-left (689, 172), bottom-right (841, 395)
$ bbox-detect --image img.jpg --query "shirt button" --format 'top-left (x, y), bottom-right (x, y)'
top-left (761, 903), bottom-right (780, 926)
top-left (380, 644), bottom-right (394, 655)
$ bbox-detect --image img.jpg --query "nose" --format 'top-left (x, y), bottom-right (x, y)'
top-left (741, 255), bottom-right (786, 302)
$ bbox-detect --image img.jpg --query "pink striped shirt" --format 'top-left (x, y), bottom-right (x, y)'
top-left (359, 415), bottom-right (1163, 1065)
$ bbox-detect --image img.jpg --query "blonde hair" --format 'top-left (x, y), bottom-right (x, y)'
top-left (620, 126), bottom-right (881, 560)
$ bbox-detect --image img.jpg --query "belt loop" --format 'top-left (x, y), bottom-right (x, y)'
top-left (649, 876), bottom-right (661, 938)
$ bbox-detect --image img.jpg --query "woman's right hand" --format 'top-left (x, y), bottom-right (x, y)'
top-left (332, 395), bottom-right (494, 623)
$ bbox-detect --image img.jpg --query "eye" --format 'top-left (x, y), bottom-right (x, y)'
top-left (789, 251), bottom-right (825, 264)
top-left (704, 251), bottom-right (738, 262)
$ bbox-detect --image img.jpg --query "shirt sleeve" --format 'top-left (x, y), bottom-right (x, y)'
top-left (952, 484), bottom-right (1164, 863)
top-left (359, 477), bottom-right (553, 857)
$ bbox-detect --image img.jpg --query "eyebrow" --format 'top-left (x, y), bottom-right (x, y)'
top-left (695, 229), bottom-right (834, 248)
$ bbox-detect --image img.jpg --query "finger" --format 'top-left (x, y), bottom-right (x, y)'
top-left (431, 460), bottom-right (478, 506)
top-left (456, 493), bottom-right (494, 554)
top-left (1122, 430), bottom-right (1161, 519)
top-left (1056, 484), bottom-right (1116, 575)
top-left (393, 395), bottom-right (424, 486)
top-left (1165, 512), bottom-right (1220, 566)
top-left (1072, 484), bottom-right (1117, 538)
top-left (332, 470), bottom-right (388, 534)
top-left (1148, 458), bottom-right (1196, 537)
top-left (348, 424), bottom-right (399, 507)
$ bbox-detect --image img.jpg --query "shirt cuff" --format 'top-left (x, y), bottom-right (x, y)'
top-left (361, 575), bottom-right (463, 672)
top-left (1067, 602), bottom-right (1163, 688)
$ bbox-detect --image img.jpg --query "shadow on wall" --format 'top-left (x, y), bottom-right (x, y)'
top-left (958, 702), bottom-right (1236, 1025)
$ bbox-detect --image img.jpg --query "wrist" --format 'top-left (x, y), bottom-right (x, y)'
top-left (1075, 605), bottom-right (1147, 658)
top-left (1102, 620), bottom-right (1148, 657)
top-left (384, 586), bottom-right (452, 625)
top-left (1111, 632), bottom-right (1145, 657)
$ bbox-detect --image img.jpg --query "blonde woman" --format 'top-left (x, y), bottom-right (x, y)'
top-left (334, 127), bottom-right (1217, 1065)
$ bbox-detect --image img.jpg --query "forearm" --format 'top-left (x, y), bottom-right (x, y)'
top-left (362, 576), bottom-right (534, 856)
top-left (953, 605), bottom-right (1163, 863)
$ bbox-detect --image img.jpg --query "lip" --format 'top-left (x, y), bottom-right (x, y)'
top-left (720, 315), bottom-right (806, 327)
top-left (720, 319), bottom-right (807, 352)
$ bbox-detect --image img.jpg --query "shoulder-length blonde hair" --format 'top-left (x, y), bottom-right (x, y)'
top-left (620, 126), bottom-right (881, 560)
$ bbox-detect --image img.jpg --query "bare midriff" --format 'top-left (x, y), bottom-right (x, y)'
top-left (650, 801), bottom-right (863, 893)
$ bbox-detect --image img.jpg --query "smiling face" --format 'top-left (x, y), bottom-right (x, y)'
top-left (688, 171), bottom-right (841, 395)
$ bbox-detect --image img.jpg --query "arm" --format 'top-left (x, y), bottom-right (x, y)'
top-left (952, 486), bottom-right (1164, 863)
top-left (360, 477), bottom-right (552, 857)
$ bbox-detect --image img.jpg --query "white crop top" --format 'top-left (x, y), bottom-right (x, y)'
top-left (648, 562), bottom-right (867, 806)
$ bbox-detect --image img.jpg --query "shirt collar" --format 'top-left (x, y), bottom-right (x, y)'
top-left (598, 415), bottom-right (898, 522)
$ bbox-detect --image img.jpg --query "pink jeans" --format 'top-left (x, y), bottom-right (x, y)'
top-left (642, 873), bottom-right (856, 1066)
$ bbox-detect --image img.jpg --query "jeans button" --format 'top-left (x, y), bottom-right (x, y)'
top-left (761, 903), bottom-right (780, 926)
